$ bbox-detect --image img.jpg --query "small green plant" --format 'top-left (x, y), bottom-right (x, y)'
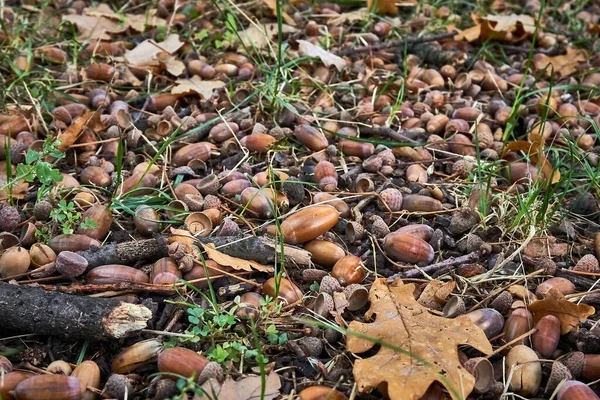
top-left (15, 138), bottom-right (64, 190)
top-left (48, 200), bottom-right (97, 235)
top-left (214, 12), bottom-right (238, 49)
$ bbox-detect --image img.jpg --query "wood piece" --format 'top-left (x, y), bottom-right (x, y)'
top-left (388, 251), bottom-right (482, 280)
top-left (77, 237), bottom-right (169, 270)
top-left (0, 282), bottom-right (152, 340)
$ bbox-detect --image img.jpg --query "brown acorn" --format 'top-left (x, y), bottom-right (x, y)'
top-left (394, 224), bottom-right (434, 241)
top-left (72, 361), bottom-right (101, 400)
top-left (313, 192), bottom-right (350, 218)
top-left (452, 107), bottom-right (482, 121)
top-left (331, 255), bottom-right (366, 286)
top-left (235, 292), bottom-right (264, 320)
top-left (55, 251), bottom-right (88, 278)
top-left (80, 166), bottom-right (111, 187)
top-left (294, 125), bottom-right (328, 151)
top-left (86, 265), bottom-right (150, 284)
top-left (465, 308), bottom-right (505, 339)
top-left (152, 257), bottom-right (182, 285)
top-left (276, 205), bottom-right (339, 244)
top-left (582, 354), bottom-right (600, 381)
top-left (172, 142), bottom-right (216, 167)
top-left (502, 307), bottom-right (533, 349)
top-left (76, 205), bottom-right (112, 240)
top-left (112, 339), bottom-right (163, 374)
top-left (86, 63), bottom-right (115, 82)
top-left (158, 347), bottom-right (209, 381)
top-left (253, 170), bottom-right (288, 187)
top-left (338, 139), bottom-right (375, 158)
top-left (298, 386), bottom-right (348, 400)
top-left (208, 121), bottom-right (238, 143)
top-left (48, 234), bottom-right (101, 253)
top-left (0, 371), bottom-right (34, 400)
top-left (401, 194), bottom-right (443, 212)
top-left (134, 206), bottom-right (160, 237)
top-left (262, 277), bottom-right (303, 305)
top-left (240, 187), bottom-right (274, 218)
top-left (314, 160), bottom-right (338, 192)
top-left (536, 277), bottom-right (576, 298)
top-left (448, 134), bottom-right (476, 156)
top-left (532, 315), bottom-right (560, 358)
top-left (0, 246), bottom-right (31, 278)
top-left (304, 239), bottom-right (345, 268)
top-left (220, 178), bottom-right (252, 196)
top-left (14, 374), bottom-right (83, 400)
top-left (505, 345), bottom-right (542, 396)
top-left (240, 133), bottom-right (276, 153)
top-left (382, 232), bottom-right (435, 264)
top-left (557, 380), bottom-right (600, 400)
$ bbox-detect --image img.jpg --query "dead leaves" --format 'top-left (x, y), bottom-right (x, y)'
top-left (528, 288), bottom-right (595, 334)
top-left (533, 47), bottom-right (587, 78)
top-left (56, 111), bottom-right (104, 152)
top-left (124, 34), bottom-right (185, 76)
top-left (297, 40), bottom-right (348, 71)
top-left (201, 243), bottom-right (273, 273)
top-left (451, 14), bottom-right (536, 43)
top-left (195, 371), bottom-right (281, 400)
top-left (172, 76), bottom-right (226, 99)
top-left (63, 4), bottom-right (166, 40)
top-left (239, 23), bottom-right (297, 50)
top-left (346, 279), bottom-right (492, 400)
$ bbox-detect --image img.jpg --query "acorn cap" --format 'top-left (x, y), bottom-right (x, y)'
top-left (282, 178), bottom-right (305, 206)
top-left (345, 221), bottom-right (365, 243)
top-left (344, 284), bottom-right (369, 311)
top-left (153, 379), bottom-right (177, 400)
top-left (369, 215), bottom-right (390, 238)
top-left (198, 361), bottom-right (223, 384)
top-left (203, 194), bottom-right (222, 210)
top-left (33, 200), bottom-right (53, 221)
top-left (313, 292), bottom-right (334, 317)
top-left (297, 336), bottom-right (323, 357)
top-left (490, 291), bottom-right (513, 315)
top-left (573, 254), bottom-right (600, 273)
top-left (559, 351), bottom-right (584, 378)
top-left (217, 218), bottom-right (240, 236)
top-left (0, 206), bottom-right (20, 232)
top-left (320, 275), bottom-right (342, 295)
top-left (545, 361), bottom-right (572, 395)
top-left (302, 268), bottom-right (329, 282)
top-left (443, 296), bottom-right (466, 318)
top-left (103, 374), bottom-right (134, 400)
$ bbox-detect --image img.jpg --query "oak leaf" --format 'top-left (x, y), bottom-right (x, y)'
top-left (367, 0), bottom-right (400, 16)
top-left (528, 287), bottom-right (595, 334)
top-left (346, 279), bottom-right (492, 400)
top-left (172, 76), bottom-right (226, 99)
top-left (56, 110), bottom-right (104, 152)
top-left (238, 23), bottom-right (298, 50)
top-left (124, 34), bottom-right (185, 76)
top-left (201, 243), bottom-right (274, 273)
top-left (297, 40), bottom-right (347, 71)
top-left (533, 47), bottom-right (587, 78)
top-left (194, 371), bottom-right (281, 400)
top-left (451, 13), bottom-right (536, 43)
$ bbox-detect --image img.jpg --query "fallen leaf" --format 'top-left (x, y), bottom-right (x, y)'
top-left (522, 236), bottom-right (568, 258)
top-left (259, 0), bottom-right (296, 26)
top-left (417, 280), bottom-right (456, 310)
top-left (328, 8), bottom-right (370, 26)
top-left (238, 23), bottom-right (297, 50)
top-left (297, 40), bottom-right (347, 71)
top-left (62, 14), bottom-right (124, 40)
top-left (194, 371), bottom-right (281, 400)
top-left (528, 288), bottom-right (595, 334)
top-left (367, 0), bottom-right (399, 16)
top-left (452, 13), bottom-right (536, 43)
top-left (201, 243), bottom-right (273, 273)
top-left (56, 111), bottom-right (104, 152)
top-left (0, 163), bottom-right (28, 200)
top-left (171, 76), bottom-right (226, 99)
top-left (124, 34), bottom-right (184, 74)
top-left (533, 47), bottom-right (587, 78)
top-left (168, 228), bottom-right (196, 247)
top-left (346, 278), bottom-right (492, 400)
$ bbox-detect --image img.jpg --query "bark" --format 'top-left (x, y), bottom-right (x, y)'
top-left (0, 282), bottom-right (152, 340)
top-left (78, 237), bottom-right (169, 270)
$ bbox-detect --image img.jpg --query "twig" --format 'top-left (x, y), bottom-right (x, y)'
top-left (387, 251), bottom-right (482, 281)
top-left (339, 31), bottom-right (458, 56)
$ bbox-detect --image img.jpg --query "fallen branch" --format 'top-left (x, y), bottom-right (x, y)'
top-left (388, 251), bottom-right (482, 280)
top-left (0, 282), bottom-right (152, 340)
top-left (339, 31), bottom-right (458, 56)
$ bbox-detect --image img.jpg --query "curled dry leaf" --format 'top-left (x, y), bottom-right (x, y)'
top-left (346, 278), bottom-right (492, 400)
top-left (297, 40), bottom-right (348, 72)
top-left (528, 287), bottom-right (595, 334)
top-left (533, 47), bottom-right (587, 78)
top-left (417, 280), bottom-right (456, 311)
top-left (172, 76), bottom-right (226, 99)
top-left (201, 243), bottom-right (274, 273)
top-left (124, 34), bottom-right (185, 76)
top-left (239, 23), bottom-right (298, 50)
top-left (328, 9), bottom-right (370, 26)
top-left (450, 13), bottom-right (535, 43)
top-left (195, 371), bottom-right (281, 400)
top-left (56, 110), bottom-right (104, 152)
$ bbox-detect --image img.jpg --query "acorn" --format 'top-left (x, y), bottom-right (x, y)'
top-left (532, 315), bottom-right (560, 358)
top-left (134, 206), bottom-right (160, 237)
top-left (47, 360), bottom-right (72, 375)
top-left (240, 133), bottom-right (276, 153)
top-left (294, 125), bottom-right (328, 151)
top-left (172, 142), bottom-right (216, 167)
top-left (535, 277), bottom-right (576, 298)
top-left (208, 121), bottom-right (238, 142)
top-left (72, 361), bottom-right (101, 400)
top-left (377, 188), bottom-right (403, 211)
top-left (502, 307), bottom-right (533, 349)
top-left (298, 386), bottom-right (348, 400)
top-left (253, 170), bottom-right (288, 187)
top-left (152, 257), bottom-right (182, 285)
top-left (331, 255), bottom-right (366, 286)
top-left (80, 166), bottom-right (111, 187)
top-left (401, 194), bottom-right (443, 212)
top-left (406, 164), bottom-right (428, 183)
top-left (235, 292), bottom-right (264, 320)
top-left (465, 308), bottom-right (505, 338)
top-left (220, 178), bottom-right (252, 196)
top-left (312, 193), bottom-right (350, 218)
top-left (14, 374), bottom-right (83, 400)
top-left (505, 345), bottom-right (542, 396)
top-left (240, 187), bottom-right (274, 218)
top-left (304, 239), bottom-right (345, 268)
top-left (0, 356), bottom-right (12, 374)
top-left (158, 347), bottom-right (209, 381)
top-left (0, 371), bottom-right (34, 400)
top-left (55, 251), bottom-right (88, 278)
top-left (382, 232), bottom-right (435, 264)
top-left (582, 354), bottom-right (600, 381)
top-left (573, 254), bottom-right (600, 273)
top-left (448, 134), bottom-right (475, 156)
top-left (338, 139), bottom-right (375, 158)
top-left (0, 246), bottom-right (31, 278)
top-left (112, 339), bottom-right (163, 373)
top-left (314, 160), bottom-right (338, 192)
top-left (76, 205), bottom-right (112, 240)
top-left (394, 224), bottom-right (434, 241)
top-left (262, 277), bottom-right (303, 305)
top-left (274, 205), bottom-right (339, 244)
top-left (557, 380), bottom-right (600, 400)
top-left (48, 234), bottom-right (101, 253)
top-left (86, 265), bottom-right (150, 284)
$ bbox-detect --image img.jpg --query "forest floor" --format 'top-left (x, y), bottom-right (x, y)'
top-left (0, 0), bottom-right (599, 399)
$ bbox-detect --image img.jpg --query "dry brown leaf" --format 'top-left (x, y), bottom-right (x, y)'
top-left (533, 47), bottom-right (587, 78)
top-left (259, 0), bottom-right (296, 26)
top-left (452, 13), bottom-right (536, 42)
top-left (84, 4), bottom-right (166, 32)
top-left (172, 76), bottom-right (226, 99)
top-left (367, 0), bottom-right (399, 16)
top-left (327, 8), bottom-right (370, 26)
top-left (297, 40), bottom-right (348, 71)
top-left (0, 163), bottom-right (28, 201)
top-left (194, 371), bottom-right (281, 400)
top-left (56, 110), bottom-right (104, 152)
top-left (62, 14), bottom-right (124, 40)
top-left (522, 236), bottom-right (568, 258)
top-left (346, 279), bottom-right (492, 400)
top-left (528, 288), bottom-right (595, 334)
top-left (201, 243), bottom-right (273, 273)
top-left (417, 280), bottom-right (456, 310)
top-left (124, 34), bottom-right (184, 75)
top-left (168, 228), bottom-right (196, 247)
top-left (239, 23), bottom-right (297, 50)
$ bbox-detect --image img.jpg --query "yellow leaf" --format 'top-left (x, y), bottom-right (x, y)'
top-left (367, 0), bottom-right (399, 16)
